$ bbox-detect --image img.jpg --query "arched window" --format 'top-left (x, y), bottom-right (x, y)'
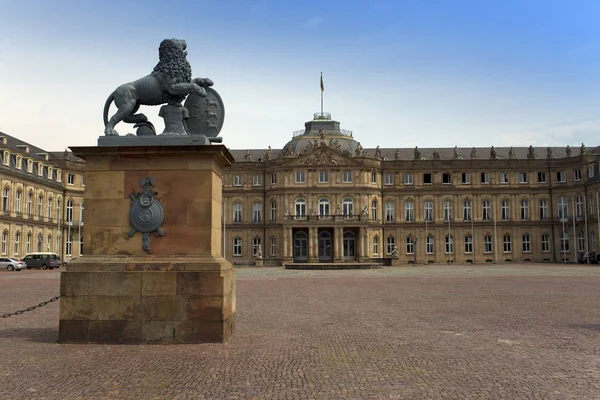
top-left (270, 200), bottom-right (277, 222)
top-left (66, 234), bottom-right (73, 256)
top-left (372, 235), bottom-right (379, 255)
top-left (27, 191), bottom-right (33, 215)
top-left (371, 199), bottom-right (378, 221)
top-left (233, 237), bottom-right (242, 256)
top-left (47, 197), bottom-right (53, 219)
top-left (386, 236), bottom-right (395, 255)
top-left (520, 199), bottom-right (529, 221)
top-left (404, 201), bottom-right (414, 222)
top-left (233, 202), bottom-right (242, 223)
top-left (560, 231), bottom-right (569, 253)
top-left (503, 234), bottom-right (512, 252)
top-left (385, 200), bottom-right (394, 222)
top-left (592, 231), bottom-right (597, 252)
top-left (66, 199), bottom-right (74, 223)
top-left (522, 234), bottom-right (531, 252)
top-left (14, 232), bottom-right (21, 255)
top-left (252, 202), bottom-right (262, 224)
top-left (576, 195), bottom-right (583, 218)
top-left (319, 198), bottom-right (330, 216)
top-left (445, 235), bottom-right (454, 254)
top-left (37, 194), bottom-right (43, 217)
top-left (558, 196), bottom-right (568, 221)
top-left (424, 200), bottom-right (434, 222)
top-left (47, 235), bottom-right (52, 252)
top-left (1, 231), bottom-right (7, 254)
top-left (406, 236), bottom-right (415, 254)
top-left (464, 235), bottom-right (473, 253)
top-left (26, 232), bottom-right (32, 254)
top-left (342, 198), bottom-right (353, 217)
top-left (295, 198), bottom-right (306, 217)
top-left (270, 236), bottom-right (276, 256)
top-left (15, 190), bottom-right (22, 213)
top-left (443, 200), bottom-right (453, 222)
top-left (2, 187), bottom-right (10, 212)
top-left (37, 233), bottom-right (43, 252)
top-left (80, 201), bottom-right (84, 224)
top-left (426, 236), bottom-right (434, 254)
top-left (577, 231), bottom-right (585, 252)
top-left (501, 199), bottom-right (510, 221)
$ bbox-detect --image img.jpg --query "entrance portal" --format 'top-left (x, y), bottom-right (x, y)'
top-left (318, 230), bottom-right (333, 262)
top-left (343, 230), bottom-right (356, 260)
top-left (293, 231), bottom-right (308, 262)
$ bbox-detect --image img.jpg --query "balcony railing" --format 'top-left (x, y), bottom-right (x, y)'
top-left (285, 214), bottom-right (369, 222)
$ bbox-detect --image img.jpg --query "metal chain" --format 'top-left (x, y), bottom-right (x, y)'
top-left (1, 296), bottom-right (60, 318)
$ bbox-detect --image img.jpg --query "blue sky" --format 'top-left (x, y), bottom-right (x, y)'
top-left (1, 0), bottom-right (600, 151)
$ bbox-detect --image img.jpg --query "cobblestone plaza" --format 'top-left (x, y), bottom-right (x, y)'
top-left (1, 264), bottom-right (599, 399)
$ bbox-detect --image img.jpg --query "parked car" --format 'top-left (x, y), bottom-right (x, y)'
top-left (21, 252), bottom-right (62, 270)
top-left (0, 257), bottom-right (27, 271)
top-left (577, 252), bottom-right (597, 264)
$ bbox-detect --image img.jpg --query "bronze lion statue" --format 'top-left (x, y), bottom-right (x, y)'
top-left (103, 38), bottom-right (213, 136)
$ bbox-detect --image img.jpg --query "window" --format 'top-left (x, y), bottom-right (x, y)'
top-left (80, 201), bottom-right (84, 223)
top-left (591, 196), bottom-right (596, 216)
top-left (80, 236), bottom-right (83, 255)
top-left (386, 236), bottom-right (395, 255)
top-left (16, 156), bottom-right (22, 169)
top-left (484, 235), bottom-right (493, 253)
top-left (270, 172), bottom-right (277, 185)
top-left (233, 237), bottom-right (242, 256)
top-left (443, 200), bottom-right (453, 222)
top-left (560, 232), bottom-right (569, 253)
top-left (66, 234), bottom-right (73, 256)
top-left (233, 175), bottom-right (242, 186)
top-left (47, 235), bottom-right (51, 252)
top-left (371, 199), bottom-right (378, 221)
top-left (319, 198), bottom-right (330, 216)
top-left (37, 162), bottom-right (43, 176)
top-left (442, 173), bottom-right (451, 184)
top-left (385, 201), bottom-right (395, 222)
top-left (371, 171), bottom-right (377, 184)
top-left (423, 173), bottom-right (432, 185)
top-left (574, 169), bottom-right (581, 182)
top-left (67, 173), bottom-right (74, 185)
top-left (556, 171), bottom-right (566, 183)
top-left (15, 191), bottom-right (22, 213)
top-left (48, 167), bottom-right (53, 179)
top-left (384, 173), bottom-right (394, 186)
top-left (577, 231), bottom-right (585, 252)
top-left (343, 170), bottom-right (352, 183)
top-left (406, 237), bottom-right (415, 254)
top-left (252, 175), bottom-right (262, 186)
top-left (57, 170), bottom-right (62, 182)
top-left (81, 175), bottom-right (85, 186)
top-left (461, 173), bottom-right (470, 185)
top-left (520, 199), bottom-right (530, 221)
top-left (522, 234), bottom-right (531, 252)
top-left (66, 199), bottom-right (74, 223)
top-left (538, 172), bottom-right (547, 183)
top-left (319, 171), bottom-right (329, 183)
top-left (1, 231), bottom-right (6, 254)
top-left (501, 199), bottom-right (510, 221)
top-left (57, 199), bottom-right (61, 221)
top-left (558, 196), bottom-right (568, 221)
top-left (519, 172), bottom-right (527, 183)
top-left (404, 173), bottom-right (413, 185)
top-left (424, 201), bottom-right (433, 222)
top-left (270, 200), bottom-right (277, 222)
top-left (295, 198), bottom-right (306, 216)
top-left (56, 235), bottom-right (60, 254)
top-left (592, 232), bottom-right (597, 251)
top-left (500, 172), bottom-right (509, 184)
top-left (37, 233), bottom-right (42, 252)
top-left (27, 159), bottom-right (33, 173)
top-left (14, 232), bottom-right (20, 255)
top-left (464, 235), bottom-right (473, 253)
top-left (37, 195), bottom-right (43, 217)
top-left (463, 200), bottom-right (472, 222)
top-left (576, 195), bottom-right (583, 218)
top-left (426, 236), bottom-right (434, 254)
top-left (47, 198), bottom-right (53, 219)
top-left (539, 199), bottom-right (548, 220)
top-left (270, 236), bottom-right (276, 256)
top-left (373, 235), bottom-right (379, 255)
top-left (589, 165), bottom-right (595, 178)
top-left (2, 188), bottom-right (9, 212)
top-left (295, 171), bottom-right (306, 183)
top-left (405, 201), bottom-right (414, 222)
top-left (503, 235), bottom-right (512, 252)
top-left (27, 192), bottom-right (33, 215)
top-left (26, 232), bottom-right (31, 254)
top-left (480, 172), bottom-right (490, 184)
top-left (542, 234), bottom-right (550, 252)
top-left (342, 198), bottom-right (353, 217)
top-left (253, 237), bottom-right (261, 256)
top-left (252, 203), bottom-right (262, 224)
top-left (233, 203), bottom-right (242, 223)
top-left (2, 152), bottom-right (8, 166)
top-left (445, 235), bottom-right (454, 254)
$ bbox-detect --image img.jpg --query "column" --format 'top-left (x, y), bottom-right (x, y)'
top-left (309, 227), bottom-right (318, 262)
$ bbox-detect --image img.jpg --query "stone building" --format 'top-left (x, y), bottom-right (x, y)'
top-left (224, 112), bottom-right (600, 265)
top-left (0, 132), bottom-right (85, 263)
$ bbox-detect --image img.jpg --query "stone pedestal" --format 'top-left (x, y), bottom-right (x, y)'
top-left (254, 258), bottom-right (263, 266)
top-left (59, 143), bottom-right (236, 344)
top-left (391, 258), bottom-right (401, 267)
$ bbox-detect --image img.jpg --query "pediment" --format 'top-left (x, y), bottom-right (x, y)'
top-left (284, 146), bottom-right (355, 167)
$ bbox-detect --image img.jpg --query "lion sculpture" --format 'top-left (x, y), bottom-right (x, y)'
top-left (103, 38), bottom-right (213, 136)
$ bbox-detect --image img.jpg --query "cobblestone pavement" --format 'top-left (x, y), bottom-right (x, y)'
top-left (1, 264), bottom-right (599, 399)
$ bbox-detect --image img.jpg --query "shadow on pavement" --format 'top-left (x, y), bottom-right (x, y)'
top-left (0, 327), bottom-right (58, 343)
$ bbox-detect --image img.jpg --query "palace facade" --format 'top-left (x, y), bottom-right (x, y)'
top-left (0, 133), bottom-right (85, 263)
top-left (224, 112), bottom-right (600, 265)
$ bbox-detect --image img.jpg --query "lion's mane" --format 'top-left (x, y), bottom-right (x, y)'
top-left (152, 39), bottom-right (192, 85)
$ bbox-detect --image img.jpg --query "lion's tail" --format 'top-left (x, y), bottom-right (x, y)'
top-left (103, 92), bottom-right (115, 127)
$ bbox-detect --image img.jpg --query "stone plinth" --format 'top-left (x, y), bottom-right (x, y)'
top-left (59, 144), bottom-right (236, 344)
top-left (391, 258), bottom-right (401, 267)
top-left (254, 259), bottom-right (263, 266)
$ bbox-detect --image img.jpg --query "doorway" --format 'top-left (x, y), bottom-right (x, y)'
top-left (318, 230), bottom-right (333, 262)
top-left (293, 231), bottom-right (308, 262)
top-left (343, 230), bottom-right (356, 260)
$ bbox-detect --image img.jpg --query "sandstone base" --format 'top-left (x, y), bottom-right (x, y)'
top-left (391, 258), bottom-right (401, 267)
top-left (59, 256), bottom-right (235, 344)
top-left (254, 259), bottom-right (264, 266)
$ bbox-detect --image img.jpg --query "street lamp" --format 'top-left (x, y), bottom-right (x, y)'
top-left (413, 237), bottom-right (418, 265)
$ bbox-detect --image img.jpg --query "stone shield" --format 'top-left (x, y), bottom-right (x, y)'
top-left (184, 87), bottom-right (225, 137)
top-left (129, 196), bottom-right (165, 234)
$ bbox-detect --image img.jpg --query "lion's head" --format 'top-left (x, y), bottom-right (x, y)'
top-left (153, 38), bottom-right (192, 85)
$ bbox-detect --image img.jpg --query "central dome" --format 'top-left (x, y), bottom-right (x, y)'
top-left (283, 113), bottom-right (361, 155)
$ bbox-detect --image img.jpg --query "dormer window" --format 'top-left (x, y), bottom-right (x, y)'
top-left (2, 151), bottom-right (8, 166)
top-left (16, 156), bottom-right (22, 169)
top-left (27, 159), bottom-right (33, 173)
top-left (57, 170), bottom-right (62, 182)
top-left (38, 163), bottom-right (43, 176)
top-left (48, 167), bottom-right (53, 179)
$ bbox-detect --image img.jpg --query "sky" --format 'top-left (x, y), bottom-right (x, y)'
top-left (1, 0), bottom-right (600, 151)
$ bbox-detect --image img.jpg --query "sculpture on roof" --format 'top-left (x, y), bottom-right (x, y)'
top-left (244, 150), bottom-right (252, 161)
top-left (432, 150), bottom-right (440, 160)
top-left (546, 147), bottom-right (553, 159)
top-left (394, 149), bottom-right (400, 160)
top-left (102, 38), bottom-right (219, 137)
top-left (319, 129), bottom-right (327, 142)
top-left (490, 146), bottom-right (497, 159)
top-left (280, 144), bottom-right (295, 157)
top-left (414, 146), bottom-right (421, 160)
top-left (453, 146), bottom-right (459, 159)
top-left (566, 145), bottom-right (572, 157)
top-left (265, 146), bottom-right (273, 160)
top-left (374, 146), bottom-right (382, 159)
top-left (355, 142), bottom-right (364, 156)
top-left (470, 147), bottom-right (478, 159)
top-left (527, 145), bottom-right (535, 159)
top-left (581, 142), bottom-right (586, 155)
top-left (509, 147), bottom-right (515, 159)
top-left (63, 148), bottom-right (69, 160)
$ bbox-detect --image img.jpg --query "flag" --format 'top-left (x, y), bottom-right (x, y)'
top-left (320, 73), bottom-right (324, 92)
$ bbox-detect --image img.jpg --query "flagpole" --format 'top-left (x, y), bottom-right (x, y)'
top-left (320, 72), bottom-right (324, 117)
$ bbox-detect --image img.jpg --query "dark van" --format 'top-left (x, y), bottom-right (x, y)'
top-left (21, 252), bottom-right (62, 270)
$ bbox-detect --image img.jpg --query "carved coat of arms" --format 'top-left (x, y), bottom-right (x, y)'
top-left (129, 177), bottom-right (165, 251)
